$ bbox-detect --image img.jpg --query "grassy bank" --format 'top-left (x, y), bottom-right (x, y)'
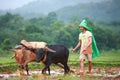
top-left (0, 50), bottom-right (120, 72)
top-left (69, 50), bottom-right (120, 67)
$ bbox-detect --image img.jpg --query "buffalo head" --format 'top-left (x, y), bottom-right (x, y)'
top-left (36, 46), bottom-right (56, 62)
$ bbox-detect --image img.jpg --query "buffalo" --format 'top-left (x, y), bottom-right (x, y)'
top-left (36, 45), bottom-right (70, 75)
top-left (11, 48), bottom-right (36, 75)
top-left (11, 44), bottom-right (70, 75)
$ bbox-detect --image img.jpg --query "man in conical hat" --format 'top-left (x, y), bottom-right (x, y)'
top-left (72, 19), bottom-right (100, 75)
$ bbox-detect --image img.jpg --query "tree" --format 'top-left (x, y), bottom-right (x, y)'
top-left (54, 29), bottom-right (72, 48)
top-left (1, 39), bottom-right (12, 50)
top-left (45, 12), bottom-right (57, 26)
top-left (25, 25), bottom-right (41, 33)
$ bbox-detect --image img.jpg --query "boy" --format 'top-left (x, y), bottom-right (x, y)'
top-left (72, 19), bottom-right (100, 75)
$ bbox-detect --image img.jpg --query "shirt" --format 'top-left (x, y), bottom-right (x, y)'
top-left (79, 31), bottom-right (92, 54)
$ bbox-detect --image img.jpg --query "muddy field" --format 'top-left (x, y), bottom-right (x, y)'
top-left (0, 67), bottom-right (120, 80)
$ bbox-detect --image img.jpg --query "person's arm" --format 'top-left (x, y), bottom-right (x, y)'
top-left (83, 36), bottom-right (92, 51)
top-left (72, 40), bottom-right (81, 52)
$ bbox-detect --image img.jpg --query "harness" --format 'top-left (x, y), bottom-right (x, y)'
top-left (16, 44), bottom-right (47, 63)
top-left (41, 51), bottom-right (47, 63)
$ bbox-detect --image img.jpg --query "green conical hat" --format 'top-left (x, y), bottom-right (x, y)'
top-left (79, 19), bottom-right (92, 31)
top-left (79, 19), bottom-right (100, 58)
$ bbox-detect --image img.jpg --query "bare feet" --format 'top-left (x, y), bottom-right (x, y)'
top-left (86, 71), bottom-right (91, 74)
top-left (77, 71), bottom-right (84, 75)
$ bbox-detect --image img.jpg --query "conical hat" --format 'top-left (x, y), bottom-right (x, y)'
top-left (79, 19), bottom-right (92, 31)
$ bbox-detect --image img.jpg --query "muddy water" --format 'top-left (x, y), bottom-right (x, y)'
top-left (0, 70), bottom-right (64, 80)
top-left (0, 68), bottom-right (120, 80)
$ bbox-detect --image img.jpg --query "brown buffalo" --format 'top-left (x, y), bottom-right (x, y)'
top-left (11, 44), bottom-right (55, 75)
top-left (11, 48), bottom-right (37, 75)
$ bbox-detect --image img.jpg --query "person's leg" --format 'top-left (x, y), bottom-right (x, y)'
top-left (80, 59), bottom-right (84, 74)
top-left (87, 54), bottom-right (92, 73)
top-left (87, 61), bottom-right (92, 73)
top-left (79, 54), bottom-right (86, 74)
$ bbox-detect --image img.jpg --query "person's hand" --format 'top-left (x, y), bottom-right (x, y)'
top-left (72, 48), bottom-right (76, 52)
top-left (83, 47), bottom-right (87, 51)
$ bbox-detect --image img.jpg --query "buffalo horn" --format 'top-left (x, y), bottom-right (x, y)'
top-left (11, 54), bottom-right (15, 59)
top-left (45, 46), bottom-right (56, 53)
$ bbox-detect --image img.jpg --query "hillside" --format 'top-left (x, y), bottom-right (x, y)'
top-left (10, 0), bottom-right (91, 19)
top-left (0, 0), bottom-right (119, 22)
top-left (56, 0), bottom-right (120, 22)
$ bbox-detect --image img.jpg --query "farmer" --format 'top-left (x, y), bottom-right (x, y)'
top-left (72, 19), bottom-right (100, 75)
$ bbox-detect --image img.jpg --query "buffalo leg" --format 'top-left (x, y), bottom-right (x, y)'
top-left (63, 63), bottom-right (70, 74)
top-left (25, 64), bottom-right (29, 75)
top-left (23, 64), bottom-right (29, 75)
top-left (42, 66), bottom-right (48, 74)
top-left (48, 66), bottom-right (50, 75)
top-left (66, 65), bottom-right (70, 72)
top-left (42, 63), bottom-right (51, 75)
top-left (56, 63), bottom-right (64, 69)
top-left (65, 63), bottom-right (70, 72)
top-left (24, 61), bottom-right (30, 75)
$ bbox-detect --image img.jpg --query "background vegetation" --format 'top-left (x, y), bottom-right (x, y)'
top-left (0, 12), bottom-right (120, 51)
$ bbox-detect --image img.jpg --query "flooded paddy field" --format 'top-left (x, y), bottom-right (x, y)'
top-left (0, 67), bottom-right (120, 80)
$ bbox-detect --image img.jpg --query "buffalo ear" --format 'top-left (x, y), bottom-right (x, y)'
top-left (9, 49), bottom-right (16, 52)
top-left (36, 48), bottom-right (44, 53)
top-left (36, 48), bottom-right (44, 62)
top-left (9, 49), bottom-right (16, 59)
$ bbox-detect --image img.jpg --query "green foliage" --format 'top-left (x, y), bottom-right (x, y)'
top-left (54, 29), bottom-right (72, 47)
top-left (0, 13), bottom-right (120, 51)
top-left (25, 25), bottom-right (41, 33)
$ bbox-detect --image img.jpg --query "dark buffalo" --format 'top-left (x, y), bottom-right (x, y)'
top-left (36, 45), bottom-right (70, 75)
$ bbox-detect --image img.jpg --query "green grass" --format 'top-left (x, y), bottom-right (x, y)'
top-left (69, 50), bottom-right (120, 67)
top-left (0, 57), bottom-right (15, 64)
top-left (0, 50), bottom-right (120, 72)
top-left (69, 50), bottom-right (120, 61)
top-left (0, 50), bottom-right (120, 80)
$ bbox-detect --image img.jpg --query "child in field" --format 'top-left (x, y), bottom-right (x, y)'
top-left (72, 19), bottom-right (100, 75)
